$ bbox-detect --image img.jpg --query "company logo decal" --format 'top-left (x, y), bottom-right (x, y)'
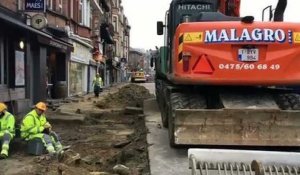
top-left (205, 28), bottom-right (288, 43)
top-left (182, 29), bottom-right (296, 44)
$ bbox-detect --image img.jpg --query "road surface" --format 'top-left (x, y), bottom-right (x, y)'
top-left (141, 83), bottom-right (190, 175)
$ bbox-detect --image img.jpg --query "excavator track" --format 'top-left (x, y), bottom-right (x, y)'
top-left (274, 93), bottom-right (300, 110)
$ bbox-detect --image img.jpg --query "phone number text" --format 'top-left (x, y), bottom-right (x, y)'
top-left (218, 64), bottom-right (280, 70)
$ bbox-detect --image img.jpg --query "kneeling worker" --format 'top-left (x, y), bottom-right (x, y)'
top-left (0, 102), bottom-right (15, 159)
top-left (20, 102), bottom-right (63, 156)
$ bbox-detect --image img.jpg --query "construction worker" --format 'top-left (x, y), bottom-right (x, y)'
top-left (0, 102), bottom-right (15, 159)
top-left (92, 73), bottom-right (103, 97)
top-left (20, 102), bottom-right (63, 156)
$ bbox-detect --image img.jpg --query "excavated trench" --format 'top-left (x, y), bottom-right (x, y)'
top-left (1, 84), bottom-right (152, 175)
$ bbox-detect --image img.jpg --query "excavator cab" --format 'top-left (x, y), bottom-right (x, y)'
top-left (157, 0), bottom-right (219, 36)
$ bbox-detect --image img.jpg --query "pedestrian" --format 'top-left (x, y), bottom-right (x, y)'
top-left (92, 73), bottom-right (103, 97)
top-left (0, 102), bottom-right (15, 159)
top-left (20, 102), bottom-right (63, 156)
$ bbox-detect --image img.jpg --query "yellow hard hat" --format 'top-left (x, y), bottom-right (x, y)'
top-left (0, 103), bottom-right (7, 113)
top-left (35, 102), bottom-right (47, 111)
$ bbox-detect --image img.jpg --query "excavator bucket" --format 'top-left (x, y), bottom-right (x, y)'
top-left (174, 108), bottom-right (300, 146)
top-left (188, 149), bottom-right (300, 175)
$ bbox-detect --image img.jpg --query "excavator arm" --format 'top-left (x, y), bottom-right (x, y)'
top-left (219, 0), bottom-right (240, 17)
top-left (219, 0), bottom-right (287, 21)
top-left (274, 0), bottom-right (287, 21)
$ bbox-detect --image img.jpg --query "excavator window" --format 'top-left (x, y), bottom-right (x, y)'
top-left (168, 0), bottom-right (219, 38)
top-left (175, 2), bottom-right (216, 24)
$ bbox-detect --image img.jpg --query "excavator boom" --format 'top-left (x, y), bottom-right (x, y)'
top-left (219, 0), bottom-right (240, 17)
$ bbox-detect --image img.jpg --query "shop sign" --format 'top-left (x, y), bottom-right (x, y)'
top-left (49, 40), bottom-right (68, 51)
top-left (25, 0), bottom-right (45, 12)
top-left (31, 14), bottom-right (47, 29)
top-left (71, 42), bottom-right (91, 64)
top-left (37, 36), bottom-right (73, 52)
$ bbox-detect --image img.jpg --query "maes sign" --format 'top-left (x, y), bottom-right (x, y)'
top-left (25, 0), bottom-right (45, 11)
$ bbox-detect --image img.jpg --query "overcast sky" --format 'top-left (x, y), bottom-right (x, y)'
top-left (122, 0), bottom-right (300, 50)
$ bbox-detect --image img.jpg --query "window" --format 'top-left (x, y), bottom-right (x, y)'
top-left (125, 36), bottom-right (128, 47)
top-left (79, 0), bottom-right (91, 27)
top-left (70, 0), bottom-right (73, 18)
top-left (112, 15), bottom-right (118, 32)
top-left (79, 0), bottom-right (83, 24)
top-left (18, 0), bottom-right (25, 10)
top-left (115, 0), bottom-right (119, 8)
top-left (114, 40), bottom-right (118, 56)
top-left (0, 37), bottom-right (7, 86)
top-left (47, 0), bottom-right (53, 10)
top-left (58, 0), bottom-right (63, 13)
top-left (85, 0), bottom-right (91, 27)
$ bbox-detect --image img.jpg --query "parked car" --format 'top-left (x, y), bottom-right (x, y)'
top-left (131, 71), bottom-right (146, 83)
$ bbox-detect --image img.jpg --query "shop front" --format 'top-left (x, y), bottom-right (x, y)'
top-left (69, 41), bottom-right (92, 96)
top-left (37, 36), bottom-right (73, 99)
top-left (0, 7), bottom-right (54, 114)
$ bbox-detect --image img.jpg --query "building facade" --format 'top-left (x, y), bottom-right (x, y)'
top-left (110, 0), bottom-right (130, 84)
top-left (0, 0), bottom-right (130, 114)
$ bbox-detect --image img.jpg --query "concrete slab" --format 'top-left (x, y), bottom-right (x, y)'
top-left (46, 109), bottom-right (85, 123)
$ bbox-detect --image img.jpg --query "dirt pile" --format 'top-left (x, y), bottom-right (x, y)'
top-left (96, 84), bottom-right (154, 109)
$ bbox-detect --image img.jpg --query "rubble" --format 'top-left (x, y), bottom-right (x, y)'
top-left (89, 172), bottom-right (111, 175)
top-left (113, 140), bottom-right (132, 148)
top-left (124, 107), bottom-right (143, 115)
top-left (1, 84), bottom-right (150, 175)
top-left (63, 149), bottom-right (81, 165)
top-left (113, 164), bottom-right (130, 175)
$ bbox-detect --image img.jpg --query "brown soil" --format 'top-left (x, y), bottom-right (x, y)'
top-left (0, 84), bottom-right (151, 175)
top-left (96, 84), bottom-right (154, 109)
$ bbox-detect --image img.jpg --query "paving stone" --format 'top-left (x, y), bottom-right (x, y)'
top-left (124, 107), bottom-right (143, 115)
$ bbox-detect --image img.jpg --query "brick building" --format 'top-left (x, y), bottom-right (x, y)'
top-left (110, 0), bottom-right (130, 84)
top-left (0, 0), bottom-right (130, 114)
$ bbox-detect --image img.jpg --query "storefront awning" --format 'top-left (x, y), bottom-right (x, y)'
top-left (100, 23), bottom-right (115, 44)
top-left (0, 8), bottom-right (73, 52)
top-left (38, 35), bottom-right (74, 52)
top-left (0, 9), bottom-right (51, 39)
top-left (46, 26), bottom-right (69, 38)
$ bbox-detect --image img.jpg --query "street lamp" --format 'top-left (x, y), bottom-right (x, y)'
top-left (19, 40), bottom-right (25, 50)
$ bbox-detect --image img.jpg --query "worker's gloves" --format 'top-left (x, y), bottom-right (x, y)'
top-left (44, 122), bottom-right (52, 129)
top-left (43, 122), bottom-right (52, 134)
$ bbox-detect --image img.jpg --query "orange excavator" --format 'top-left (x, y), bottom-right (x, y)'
top-left (154, 0), bottom-right (300, 172)
top-left (155, 0), bottom-right (300, 147)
